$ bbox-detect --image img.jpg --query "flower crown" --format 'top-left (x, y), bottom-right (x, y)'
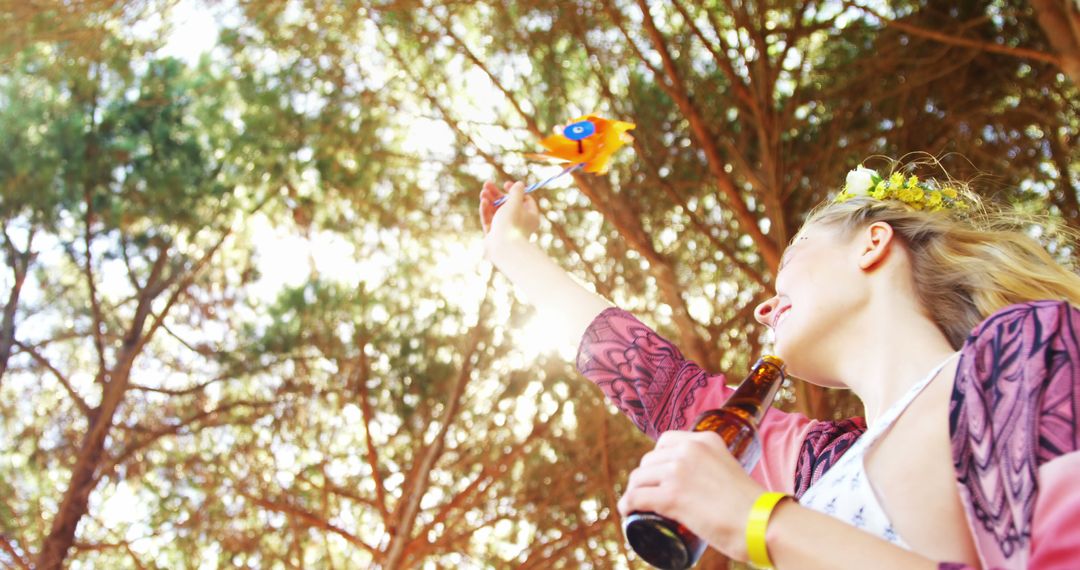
top-left (833, 166), bottom-right (967, 211)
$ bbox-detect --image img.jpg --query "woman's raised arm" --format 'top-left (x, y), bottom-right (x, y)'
top-left (479, 180), bottom-right (614, 344)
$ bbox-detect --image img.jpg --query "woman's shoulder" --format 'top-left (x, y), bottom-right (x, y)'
top-left (954, 298), bottom-right (1080, 461)
top-left (950, 305), bottom-right (1079, 566)
top-left (959, 299), bottom-right (1079, 392)
top-left (966, 298), bottom-right (1079, 345)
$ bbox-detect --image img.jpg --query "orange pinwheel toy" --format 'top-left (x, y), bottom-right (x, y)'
top-left (494, 114), bottom-right (636, 206)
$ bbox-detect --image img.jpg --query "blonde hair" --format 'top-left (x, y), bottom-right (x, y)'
top-left (802, 162), bottom-right (1080, 349)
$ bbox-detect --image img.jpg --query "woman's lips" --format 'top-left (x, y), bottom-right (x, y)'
top-left (773, 306), bottom-right (790, 329)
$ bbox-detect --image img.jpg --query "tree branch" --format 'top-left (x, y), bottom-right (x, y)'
top-left (350, 335), bottom-right (390, 521)
top-left (104, 399), bottom-right (275, 478)
top-left (410, 402), bottom-right (559, 549)
top-left (382, 272), bottom-right (495, 570)
top-left (0, 228), bottom-right (33, 385)
top-left (0, 534), bottom-right (31, 570)
top-left (847, 1), bottom-right (1062, 67)
top-left (37, 221), bottom-right (233, 569)
top-left (81, 190), bottom-right (110, 382)
top-left (597, 411), bottom-right (631, 562)
top-left (614, 0), bottom-right (781, 268)
top-left (1029, 0), bottom-right (1080, 84)
top-left (239, 490), bottom-right (379, 556)
top-left (13, 340), bottom-right (92, 417)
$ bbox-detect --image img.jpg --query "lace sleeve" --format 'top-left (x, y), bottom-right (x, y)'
top-left (575, 307), bottom-right (725, 438)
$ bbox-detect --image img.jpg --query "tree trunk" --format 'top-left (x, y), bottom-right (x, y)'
top-left (35, 338), bottom-right (150, 568)
top-left (35, 256), bottom-right (166, 569)
top-left (0, 235), bottom-right (32, 384)
top-left (1030, 0), bottom-right (1080, 85)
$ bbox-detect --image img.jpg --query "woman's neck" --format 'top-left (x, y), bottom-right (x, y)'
top-left (836, 302), bottom-right (959, 426)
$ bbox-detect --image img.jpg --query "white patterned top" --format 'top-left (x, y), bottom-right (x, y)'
top-left (798, 352), bottom-right (961, 548)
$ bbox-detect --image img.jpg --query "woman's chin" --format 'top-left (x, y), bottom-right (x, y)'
top-left (772, 342), bottom-right (844, 389)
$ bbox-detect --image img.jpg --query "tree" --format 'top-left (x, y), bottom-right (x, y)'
top-left (1, 1), bottom-right (1074, 568)
top-left (0, 35), bottom-right (276, 569)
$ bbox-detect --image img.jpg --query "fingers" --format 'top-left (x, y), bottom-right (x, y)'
top-left (618, 435), bottom-right (705, 517)
top-left (619, 485), bottom-right (670, 518)
top-left (656, 430), bottom-right (728, 453)
top-left (505, 181), bottom-right (537, 209)
top-left (480, 181), bottom-right (527, 233)
top-left (498, 181), bottom-right (524, 209)
top-left (655, 429), bottom-right (704, 449)
top-left (637, 446), bottom-right (681, 468)
top-left (479, 181), bottom-right (499, 233)
top-left (481, 180), bottom-right (504, 204)
top-left (626, 461), bottom-right (668, 491)
top-left (480, 180), bottom-right (507, 202)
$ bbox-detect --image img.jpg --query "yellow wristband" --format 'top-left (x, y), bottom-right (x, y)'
top-left (745, 491), bottom-right (792, 569)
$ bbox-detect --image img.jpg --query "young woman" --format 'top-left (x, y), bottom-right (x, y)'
top-left (478, 168), bottom-right (1080, 569)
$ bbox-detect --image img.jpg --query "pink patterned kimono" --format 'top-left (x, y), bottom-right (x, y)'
top-left (575, 299), bottom-right (1080, 569)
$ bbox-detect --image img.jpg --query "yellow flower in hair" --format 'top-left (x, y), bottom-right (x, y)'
top-left (870, 183), bottom-right (888, 200)
top-left (898, 185), bottom-right (924, 204)
top-left (926, 190), bottom-right (943, 209)
top-left (834, 166), bottom-right (967, 212)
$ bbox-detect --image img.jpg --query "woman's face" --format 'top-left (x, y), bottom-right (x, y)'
top-left (754, 223), bottom-right (868, 382)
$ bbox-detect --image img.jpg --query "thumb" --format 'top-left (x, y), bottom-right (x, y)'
top-left (505, 181), bottom-right (525, 207)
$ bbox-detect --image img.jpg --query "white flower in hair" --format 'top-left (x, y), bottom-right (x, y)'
top-left (844, 165), bottom-right (877, 196)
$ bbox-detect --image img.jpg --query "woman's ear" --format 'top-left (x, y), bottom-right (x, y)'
top-left (857, 221), bottom-right (895, 270)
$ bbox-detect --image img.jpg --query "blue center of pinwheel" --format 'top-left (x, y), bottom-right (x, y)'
top-left (563, 120), bottom-right (596, 141)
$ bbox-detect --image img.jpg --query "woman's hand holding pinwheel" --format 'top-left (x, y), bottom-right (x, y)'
top-left (479, 180), bottom-right (541, 258)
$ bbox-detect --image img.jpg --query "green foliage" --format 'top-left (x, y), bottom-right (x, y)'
top-left (1, 1), bottom-right (1075, 568)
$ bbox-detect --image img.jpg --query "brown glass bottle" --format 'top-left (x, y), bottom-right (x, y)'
top-left (623, 355), bottom-right (787, 570)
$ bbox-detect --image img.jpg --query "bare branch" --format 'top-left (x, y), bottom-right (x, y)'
top-left (13, 340), bottom-right (92, 417)
top-left (0, 228), bottom-right (34, 384)
top-left (383, 272), bottom-right (496, 570)
top-left (37, 220), bottom-right (236, 568)
top-left (609, 0), bottom-right (781, 268)
top-left (410, 402), bottom-right (560, 548)
top-left (81, 191), bottom-right (109, 382)
top-left (351, 336), bottom-right (391, 521)
top-left (130, 227), bottom-right (234, 364)
top-left (597, 412), bottom-right (631, 562)
top-left (239, 491), bottom-right (379, 556)
top-left (426, 8), bottom-right (543, 137)
top-left (846, 1), bottom-right (1062, 67)
top-left (102, 399), bottom-right (276, 478)
top-left (0, 534), bottom-right (31, 570)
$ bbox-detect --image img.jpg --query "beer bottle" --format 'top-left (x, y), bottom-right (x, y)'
top-left (623, 355), bottom-right (787, 570)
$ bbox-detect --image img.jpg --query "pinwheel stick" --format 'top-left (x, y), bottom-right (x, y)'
top-left (492, 163), bottom-right (585, 207)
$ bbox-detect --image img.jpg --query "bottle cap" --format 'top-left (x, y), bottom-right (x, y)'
top-left (759, 354), bottom-right (786, 372)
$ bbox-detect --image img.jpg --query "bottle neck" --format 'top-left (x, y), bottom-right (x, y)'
top-left (722, 356), bottom-right (786, 425)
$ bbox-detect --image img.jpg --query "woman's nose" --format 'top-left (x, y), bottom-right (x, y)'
top-left (754, 296), bottom-right (779, 326)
